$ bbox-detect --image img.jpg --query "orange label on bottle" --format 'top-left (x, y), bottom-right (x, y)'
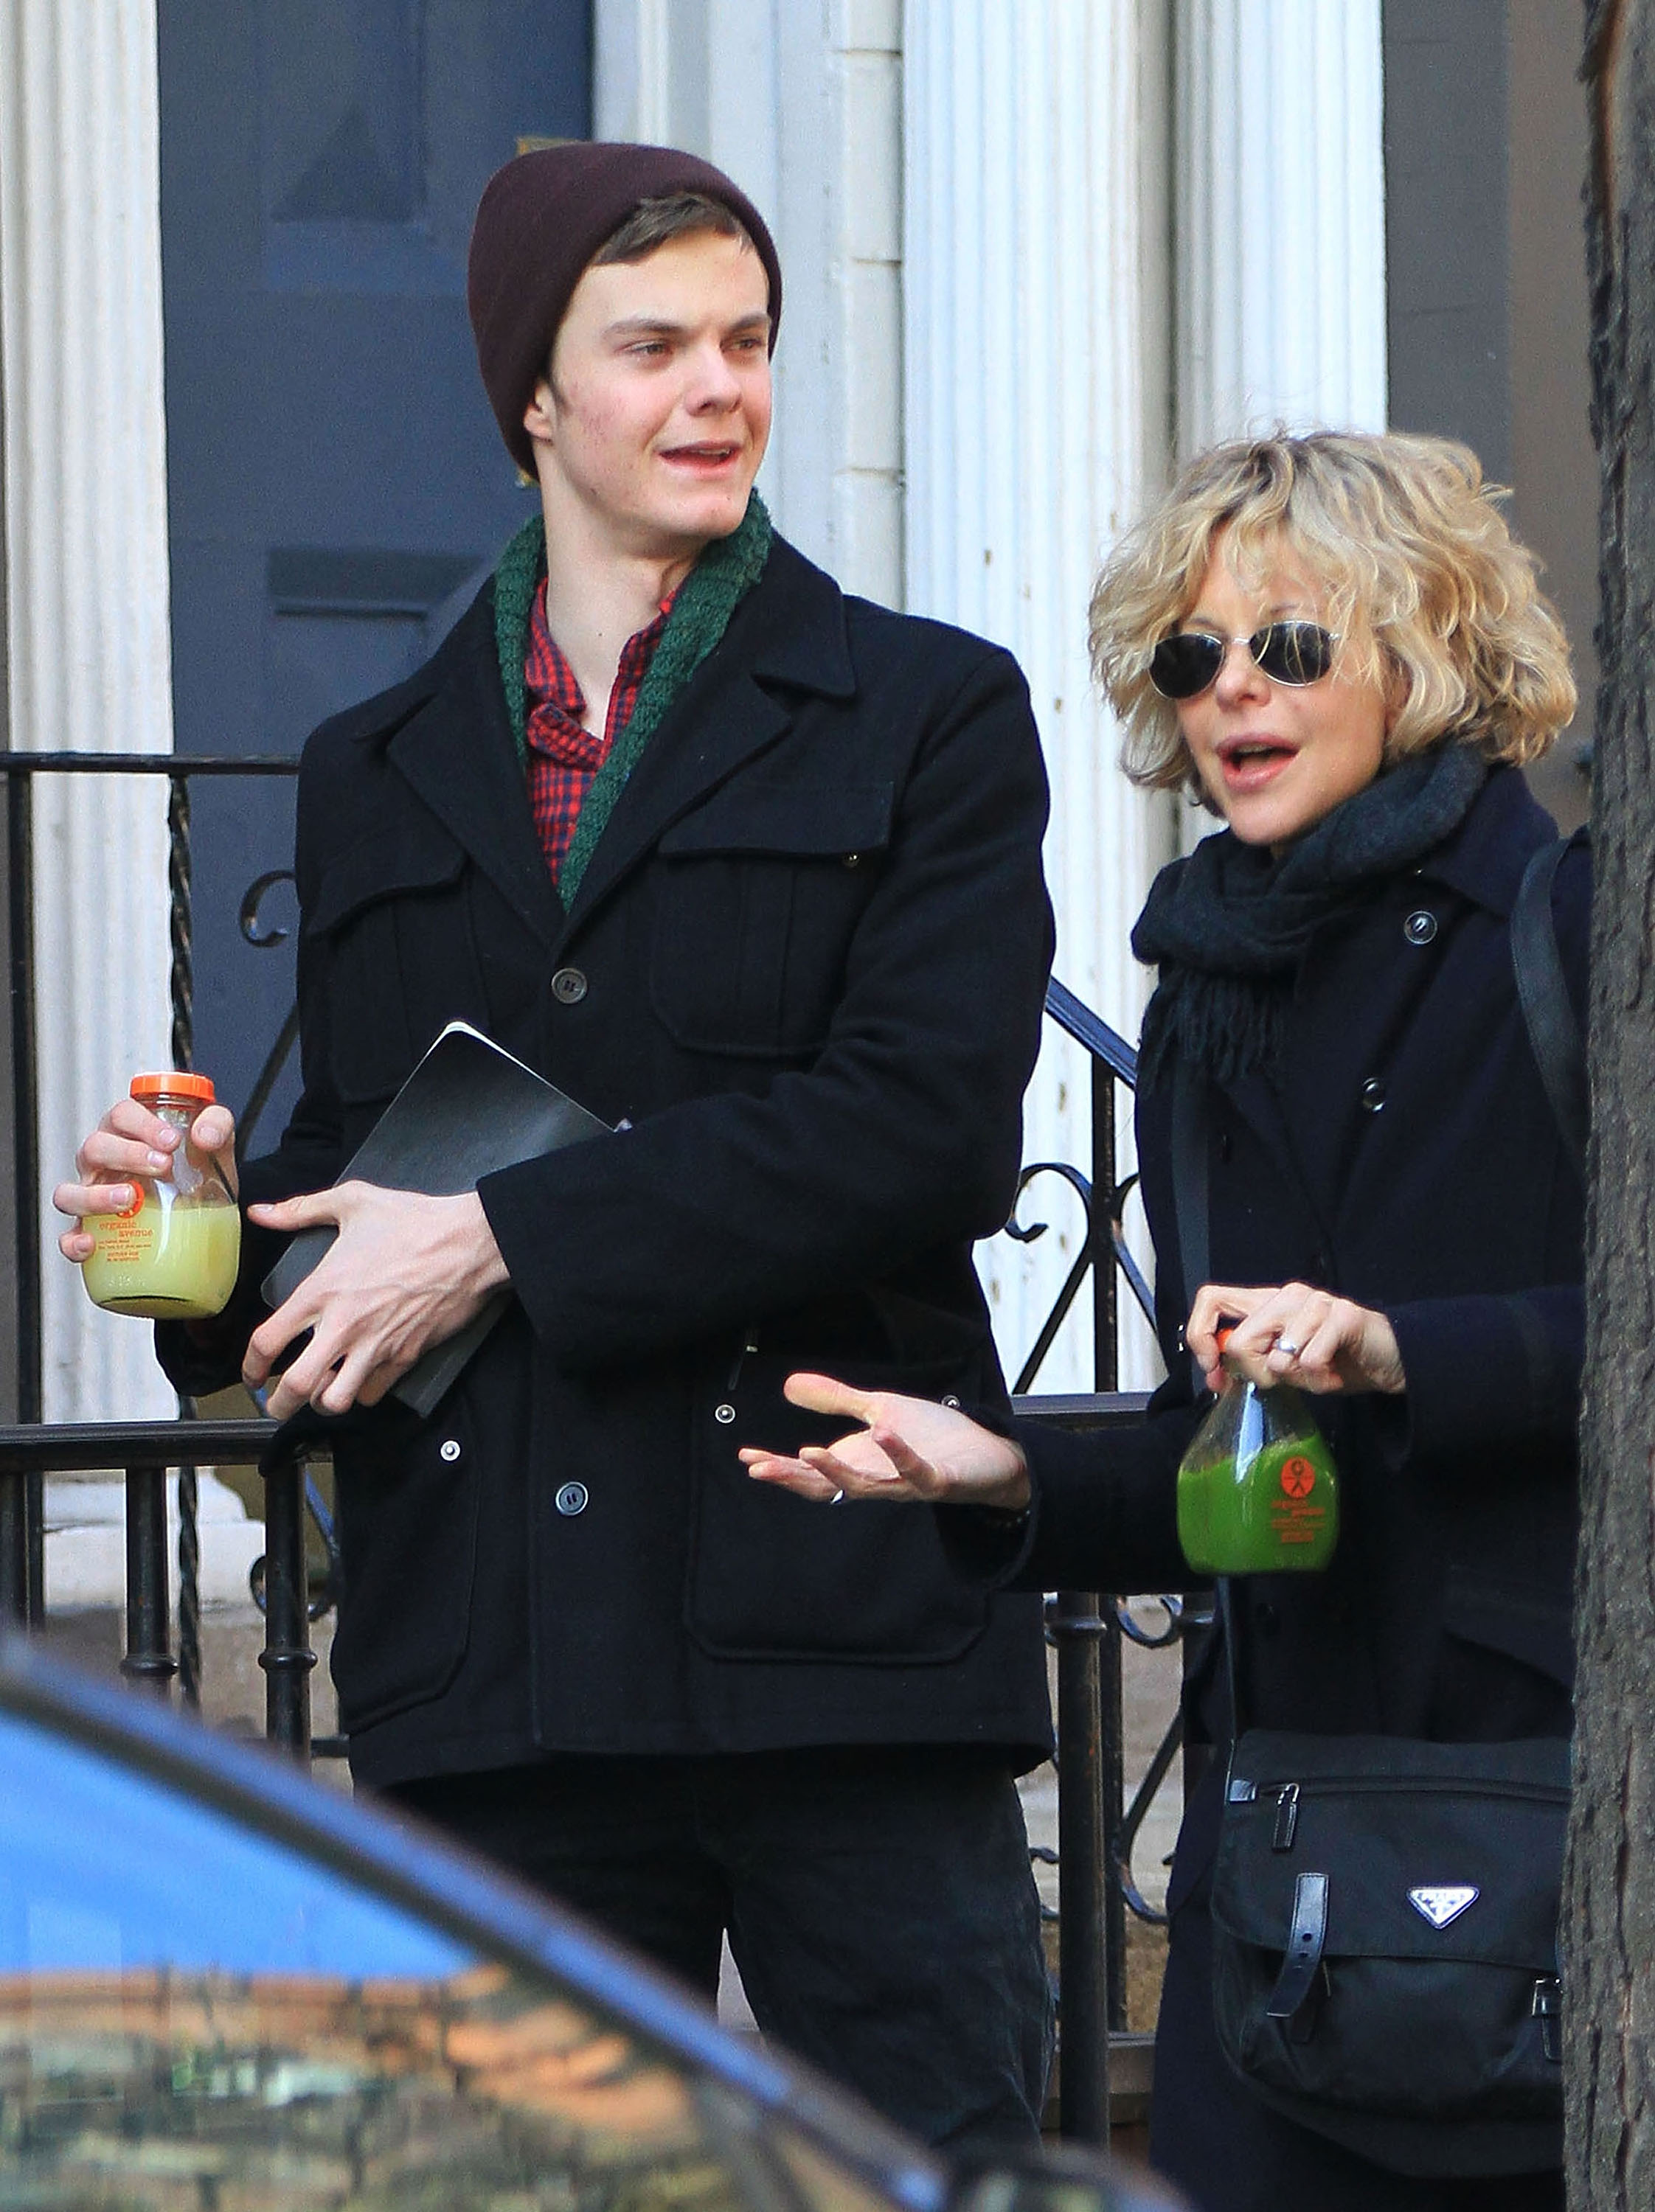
top-left (1279, 1455), bottom-right (1316, 1499)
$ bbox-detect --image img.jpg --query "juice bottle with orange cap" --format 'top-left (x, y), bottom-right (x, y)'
top-left (1175, 1326), bottom-right (1339, 1575)
top-left (82, 1072), bottom-right (240, 1320)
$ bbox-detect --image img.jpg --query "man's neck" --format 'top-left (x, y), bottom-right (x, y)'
top-left (538, 488), bottom-right (705, 730)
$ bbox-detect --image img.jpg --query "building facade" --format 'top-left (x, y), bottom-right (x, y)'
top-left (0, 0), bottom-right (1593, 1425)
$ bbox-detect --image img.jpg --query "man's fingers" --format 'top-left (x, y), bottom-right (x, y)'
top-left (53, 1180), bottom-right (138, 1222)
top-left (781, 1371), bottom-right (878, 1424)
top-left (248, 1187), bottom-right (345, 1233)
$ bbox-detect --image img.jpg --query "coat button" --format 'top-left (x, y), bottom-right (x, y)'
top-left (1404, 909), bottom-right (1438, 946)
top-left (550, 967), bottom-right (589, 1005)
top-left (439, 1439), bottom-right (461, 1464)
top-left (555, 1481), bottom-right (589, 1515)
top-left (714, 1403), bottom-right (736, 1424)
top-left (843, 852), bottom-right (862, 869)
top-left (1359, 1077), bottom-right (1386, 1113)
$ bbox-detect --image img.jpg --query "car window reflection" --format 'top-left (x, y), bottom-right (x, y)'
top-left (4, 1961), bottom-right (737, 2208)
top-left (0, 1709), bottom-right (769, 2209)
top-left (0, 1709), bottom-right (468, 1978)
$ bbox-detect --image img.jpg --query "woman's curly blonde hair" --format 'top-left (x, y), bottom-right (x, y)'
top-left (1090, 430), bottom-right (1577, 792)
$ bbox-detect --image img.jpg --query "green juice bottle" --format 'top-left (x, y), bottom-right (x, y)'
top-left (1176, 1330), bottom-right (1339, 1575)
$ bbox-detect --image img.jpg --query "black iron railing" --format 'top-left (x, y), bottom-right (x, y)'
top-left (0, 750), bottom-right (1198, 2146)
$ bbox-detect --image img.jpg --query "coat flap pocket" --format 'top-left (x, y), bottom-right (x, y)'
top-left (1441, 1570), bottom-right (1575, 1689)
top-left (308, 820), bottom-right (466, 936)
top-left (659, 779), bottom-right (895, 858)
top-left (1212, 1730), bottom-right (1567, 1966)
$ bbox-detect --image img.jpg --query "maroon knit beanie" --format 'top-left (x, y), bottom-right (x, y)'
top-left (467, 141), bottom-right (783, 475)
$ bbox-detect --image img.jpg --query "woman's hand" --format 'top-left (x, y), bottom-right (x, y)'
top-left (54, 1097), bottom-right (239, 1264)
top-left (1186, 1281), bottom-right (1406, 1397)
top-left (740, 1371), bottom-right (1031, 1510)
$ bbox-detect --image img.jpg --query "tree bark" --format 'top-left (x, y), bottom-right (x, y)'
top-left (1568, 5), bottom-right (1655, 2206)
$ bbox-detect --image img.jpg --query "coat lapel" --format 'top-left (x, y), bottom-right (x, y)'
top-left (386, 598), bottom-right (563, 953)
top-left (557, 538), bottom-right (857, 936)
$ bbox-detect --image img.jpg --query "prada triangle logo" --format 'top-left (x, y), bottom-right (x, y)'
top-left (1409, 1885), bottom-right (1479, 1929)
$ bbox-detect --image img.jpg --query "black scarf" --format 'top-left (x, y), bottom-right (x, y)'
top-left (1132, 742), bottom-right (1488, 1090)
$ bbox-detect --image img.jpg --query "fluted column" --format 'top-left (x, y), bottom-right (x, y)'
top-left (1176, 0), bottom-right (1387, 450)
top-left (595, 0), bottom-right (903, 605)
top-left (0, 0), bottom-right (176, 1420)
top-left (904, 1), bottom-right (1175, 1390)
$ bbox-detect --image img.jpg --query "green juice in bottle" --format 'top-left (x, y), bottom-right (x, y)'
top-left (1176, 1330), bottom-right (1339, 1575)
top-left (83, 1071), bottom-right (240, 1321)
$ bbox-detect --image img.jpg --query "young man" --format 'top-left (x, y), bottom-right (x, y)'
top-left (57, 144), bottom-right (1056, 2150)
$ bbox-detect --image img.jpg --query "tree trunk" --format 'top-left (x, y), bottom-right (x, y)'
top-left (1568, 6), bottom-right (1655, 2205)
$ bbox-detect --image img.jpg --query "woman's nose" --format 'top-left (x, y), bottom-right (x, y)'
top-left (1212, 636), bottom-right (1268, 704)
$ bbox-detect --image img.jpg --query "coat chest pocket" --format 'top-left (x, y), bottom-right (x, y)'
top-left (307, 820), bottom-right (475, 1103)
top-left (685, 1346), bottom-right (990, 1663)
top-left (651, 780), bottom-right (894, 1057)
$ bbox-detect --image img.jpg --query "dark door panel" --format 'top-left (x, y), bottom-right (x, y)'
top-left (159, 0), bottom-right (589, 1138)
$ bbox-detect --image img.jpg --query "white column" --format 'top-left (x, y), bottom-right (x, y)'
top-left (904, 1), bottom-right (1175, 1392)
top-left (594, 0), bottom-right (903, 604)
top-left (1176, 0), bottom-right (1387, 450)
top-left (0, 0), bottom-right (176, 1420)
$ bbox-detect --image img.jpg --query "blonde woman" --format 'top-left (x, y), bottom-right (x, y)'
top-left (743, 432), bottom-right (1584, 2212)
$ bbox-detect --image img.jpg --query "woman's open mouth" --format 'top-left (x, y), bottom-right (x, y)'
top-left (1216, 737), bottom-right (1297, 791)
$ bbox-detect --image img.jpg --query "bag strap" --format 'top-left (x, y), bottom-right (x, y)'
top-left (1170, 1061), bottom-right (1248, 1738)
top-left (1511, 832), bottom-right (1587, 1181)
top-left (1171, 1059), bottom-right (1211, 1398)
top-left (1265, 1871), bottom-right (1330, 2023)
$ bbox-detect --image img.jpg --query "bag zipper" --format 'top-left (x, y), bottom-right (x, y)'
top-left (1227, 1771), bottom-right (1568, 1854)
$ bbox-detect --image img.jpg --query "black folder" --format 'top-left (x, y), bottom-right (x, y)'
top-left (260, 1020), bottom-right (608, 1417)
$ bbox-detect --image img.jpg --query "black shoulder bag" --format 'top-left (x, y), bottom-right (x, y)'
top-left (1173, 838), bottom-right (1581, 2179)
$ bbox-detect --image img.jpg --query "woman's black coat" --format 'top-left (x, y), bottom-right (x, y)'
top-left (1012, 765), bottom-right (1584, 1755)
top-left (162, 534), bottom-right (1057, 1786)
top-left (969, 765), bottom-right (1586, 2209)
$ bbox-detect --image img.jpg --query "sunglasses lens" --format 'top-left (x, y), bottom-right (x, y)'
top-left (1255, 622), bottom-right (1335, 686)
top-left (1150, 632), bottom-right (1225, 699)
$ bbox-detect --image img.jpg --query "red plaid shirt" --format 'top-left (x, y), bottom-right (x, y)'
top-left (524, 577), bottom-right (673, 876)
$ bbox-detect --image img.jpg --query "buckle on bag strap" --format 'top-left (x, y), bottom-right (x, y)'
top-left (1266, 1870), bottom-right (1329, 2022)
top-left (1532, 1975), bottom-right (1563, 2062)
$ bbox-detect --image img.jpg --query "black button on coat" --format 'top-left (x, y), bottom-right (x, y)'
top-left (161, 536), bottom-right (1058, 1785)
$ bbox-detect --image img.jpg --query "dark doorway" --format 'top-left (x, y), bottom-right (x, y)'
top-left (1382, 0), bottom-right (1595, 830)
top-left (157, 1), bottom-right (590, 1141)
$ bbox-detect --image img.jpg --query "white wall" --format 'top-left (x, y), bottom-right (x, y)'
top-left (595, 0), bottom-right (904, 604)
top-left (903, 0), bottom-right (1177, 1392)
top-left (0, 0), bottom-right (176, 1422)
top-left (1175, 0), bottom-right (1387, 451)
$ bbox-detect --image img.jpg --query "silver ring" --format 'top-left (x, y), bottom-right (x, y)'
top-left (1277, 1338), bottom-right (1300, 1358)
top-left (830, 1489), bottom-right (847, 1505)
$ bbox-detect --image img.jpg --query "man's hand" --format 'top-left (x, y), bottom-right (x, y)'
top-left (1186, 1281), bottom-right (1406, 1397)
top-left (54, 1098), bottom-right (239, 1262)
top-left (243, 1183), bottom-right (510, 1420)
top-left (739, 1371), bottom-right (1030, 1510)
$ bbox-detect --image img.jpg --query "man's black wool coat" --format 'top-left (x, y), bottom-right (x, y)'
top-left (164, 534), bottom-right (1057, 1787)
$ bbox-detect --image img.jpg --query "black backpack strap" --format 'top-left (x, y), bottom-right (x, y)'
top-left (1171, 1059), bottom-right (1211, 1396)
top-left (1511, 832), bottom-right (1588, 1181)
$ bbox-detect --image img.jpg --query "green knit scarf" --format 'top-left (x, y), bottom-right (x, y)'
top-left (493, 490), bottom-right (774, 907)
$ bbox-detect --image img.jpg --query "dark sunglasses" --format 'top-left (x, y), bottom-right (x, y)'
top-left (1148, 620), bottom-right (1338, 700)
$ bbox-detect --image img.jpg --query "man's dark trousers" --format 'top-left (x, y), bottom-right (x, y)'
top-left (389, 1744), bottom-right (1053, 2150)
